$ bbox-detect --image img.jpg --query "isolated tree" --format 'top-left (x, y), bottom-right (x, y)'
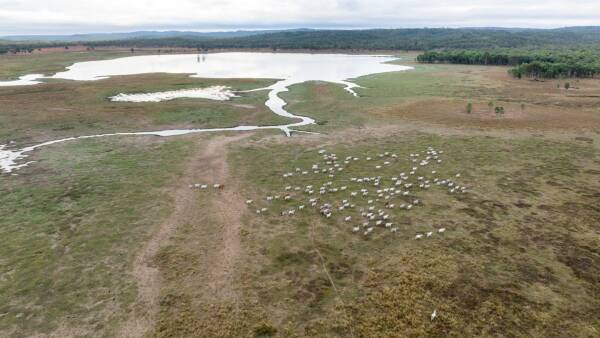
top-left (564, 82), bottom-right (571, 90)
top-left (466, 102), bottom-right (473, 114)
top-left (495, 106), bottom-right (505, 116)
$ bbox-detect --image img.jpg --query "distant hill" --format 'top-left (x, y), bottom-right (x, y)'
top-left (85, 27), bottom-right (600, 51)
top-left (0, 29), bottom-right (314, 43)
top-left (2, 27), bottom-right (600, 54)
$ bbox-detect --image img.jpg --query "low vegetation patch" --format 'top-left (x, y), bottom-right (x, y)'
top-left (0, 137), bottom-right (193, 337)
top-left (221, 132), bottom-right (600, 336)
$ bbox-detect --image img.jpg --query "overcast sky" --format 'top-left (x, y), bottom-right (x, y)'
top-left (1, 0), bottom-right (599, 35)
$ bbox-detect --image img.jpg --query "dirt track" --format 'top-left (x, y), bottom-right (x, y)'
top-left (119, 133), bottom-right (251, 337)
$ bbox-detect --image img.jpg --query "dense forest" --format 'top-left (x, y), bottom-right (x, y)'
top-left (3, 27), bottom-right (600, 54)
top-left (85, 27), bottom-right (600, 51)
top-left (417, 49), bottom-right (600, 79)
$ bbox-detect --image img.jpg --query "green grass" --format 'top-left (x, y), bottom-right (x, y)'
top-left (219, 132), bottom-right (600, 336)
top-left (0, 74), bottom-right (290, 143)
top-left (280, 64), bottom-right (474, 133)
top-left (0, 136), bottom-right (194, 337)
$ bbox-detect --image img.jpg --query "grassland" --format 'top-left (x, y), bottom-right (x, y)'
top-left (0, 50), bottom-right (599, 337)
top-left (286, 55), bottom-right (600, 134)
top-left (0, 74), bottom-right (290, 144)
top-left (150, 54), bottom-right (600, 337)
top-left (152, 132), bottom-right (599, 337)
top-left (0, 136), bottom-right (196, 336)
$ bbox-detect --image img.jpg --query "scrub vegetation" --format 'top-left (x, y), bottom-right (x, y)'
top-left (208, 133), bottom-right (599, 337)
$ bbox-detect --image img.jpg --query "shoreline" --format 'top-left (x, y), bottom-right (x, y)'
top-left (2, 45), bottom-right (421, 57)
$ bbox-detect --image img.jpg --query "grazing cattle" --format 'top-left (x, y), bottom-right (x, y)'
top-left (250, 146), bottom-right (462, 238)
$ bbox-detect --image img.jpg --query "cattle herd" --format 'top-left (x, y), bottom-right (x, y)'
top-left (194, 146), bottom-right (468, 240)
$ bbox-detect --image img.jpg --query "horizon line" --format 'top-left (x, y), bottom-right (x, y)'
top-left (2, 25), bottom-right (600, 38)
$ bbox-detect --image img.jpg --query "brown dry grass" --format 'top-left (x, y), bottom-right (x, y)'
top-left (373, 64), bottom-right (600, 132)
top-left (373, 98), bottom-right (600, 131)
top-left (217, 130), bottom-right (600, 337)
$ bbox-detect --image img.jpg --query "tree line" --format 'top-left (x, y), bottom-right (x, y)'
top-left (85, 27), bottom-right (600, 51)
top-left (417, 49), bottom-right (600, 79)
top-left (0, 42), bottom-right (76, 55)
top-left (4, 27), bottom-right (600, 54)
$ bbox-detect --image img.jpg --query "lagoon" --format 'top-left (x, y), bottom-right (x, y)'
top-left (0, 52), bottom-right (412, 173)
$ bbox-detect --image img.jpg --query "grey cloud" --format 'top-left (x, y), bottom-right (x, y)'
top-left (0, 0), bottom-right (598, 35)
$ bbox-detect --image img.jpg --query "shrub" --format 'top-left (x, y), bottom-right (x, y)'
top-left (254, 323), bottom-right (277, 337)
